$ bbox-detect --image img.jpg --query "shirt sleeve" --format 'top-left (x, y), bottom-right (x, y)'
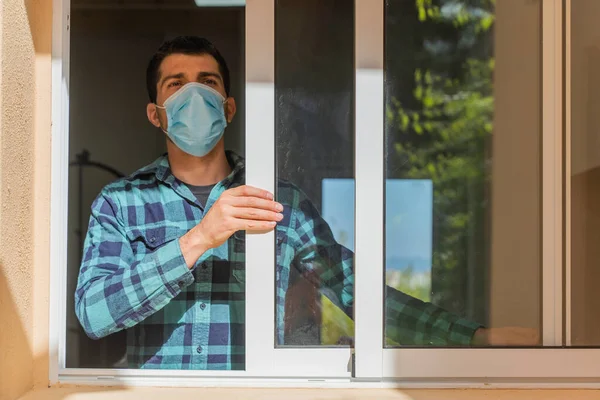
top-left (290, 190), bottom-right (355, 318)
top-left (385, 286), bottom-right (481, 346)
top-left (74, 191), bottom-right (194, 340)
top-left (290, 189), bottom-right (481, 346)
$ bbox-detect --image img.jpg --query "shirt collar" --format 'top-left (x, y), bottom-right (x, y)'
top-left (132, 150), bottom-right (246, 190)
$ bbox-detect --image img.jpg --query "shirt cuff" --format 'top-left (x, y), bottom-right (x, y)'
top-left (449, 317), bottom-right (483, 346)
top-left (152, 239), bottom-right (195, 297)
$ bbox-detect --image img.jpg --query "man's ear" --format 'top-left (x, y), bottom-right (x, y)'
top-left (225, 97), bottom-right (237, 124)
top-left (147, 103), bottom-right (162, 128)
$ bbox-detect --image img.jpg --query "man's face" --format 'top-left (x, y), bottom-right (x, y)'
top-left (147, 53), bottom-right (236, 131)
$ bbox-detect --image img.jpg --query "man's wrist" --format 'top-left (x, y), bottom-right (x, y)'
top-left (179, 228), bottom-right (211, 269)
top-left (471, 327), bottom-right (488, 346)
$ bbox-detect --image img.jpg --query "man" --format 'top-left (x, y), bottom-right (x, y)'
top-left (75, 36), bottom-right (537, 370)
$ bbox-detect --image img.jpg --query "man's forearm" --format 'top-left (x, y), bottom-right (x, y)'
top-left (384, 285), bottom-right (481, 346)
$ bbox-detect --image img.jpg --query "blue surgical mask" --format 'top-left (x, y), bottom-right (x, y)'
top-left (156, 82), bottom-right (228, 157)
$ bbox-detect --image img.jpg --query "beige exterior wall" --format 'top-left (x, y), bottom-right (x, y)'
top-left (0, 0), bottom-right (597, 399)
top-left (0, 0), bottom-right (51, 399)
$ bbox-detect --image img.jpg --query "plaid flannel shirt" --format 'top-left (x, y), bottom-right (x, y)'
top-left (75, 151), bottom-right (481, 370)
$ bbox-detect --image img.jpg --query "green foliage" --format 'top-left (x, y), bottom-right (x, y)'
top-left (320, 294), bottom-right (354, 346)
top-left (387, 268), bottom-right (431, 302)
top-left (386, 0), bottom-right (494, 317)
top-left (319, 0), bottom-right (496, 342)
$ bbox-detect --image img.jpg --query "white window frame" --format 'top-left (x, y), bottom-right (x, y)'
top-left (49, 0), bottom-right (600, 389)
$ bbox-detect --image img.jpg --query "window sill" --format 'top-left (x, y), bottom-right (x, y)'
top-left (17, 387), bottom-right (600, 400)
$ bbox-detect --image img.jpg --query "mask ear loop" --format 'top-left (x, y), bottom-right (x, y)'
top-left (154, 103), bottom-right (169, 135)
top-left (222, 98), bottom-right (231, 124)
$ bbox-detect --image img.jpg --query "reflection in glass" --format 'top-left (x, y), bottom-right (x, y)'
top-left (384, 0), bottom-right (542, 347)
top-left (275, 0), bottom-right (354, 347)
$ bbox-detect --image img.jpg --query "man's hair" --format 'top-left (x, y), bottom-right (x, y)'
top-left (146, 36), bottom-right (231, 104)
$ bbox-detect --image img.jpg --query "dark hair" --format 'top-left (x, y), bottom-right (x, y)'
top-left (146, 36), bottom-right (231, 104)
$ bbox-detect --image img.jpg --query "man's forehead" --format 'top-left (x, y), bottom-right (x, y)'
top-left (159, 53), bottom-right (221, 78)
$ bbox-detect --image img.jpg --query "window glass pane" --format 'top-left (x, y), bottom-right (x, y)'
top-left (66, 1), bottom-right (245, 368)
top-left (275, 0), bottom-right (355, 347)
top-left (570, 0), bottom-right (600, 346)
top-left (384, 0), bottom-right (542, 347)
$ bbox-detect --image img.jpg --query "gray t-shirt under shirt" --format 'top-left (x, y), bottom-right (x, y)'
top-left (186, 183), bottom-right (216, 210)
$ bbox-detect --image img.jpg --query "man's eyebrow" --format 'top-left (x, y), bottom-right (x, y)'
top-left (160, 72), bottom-right (185, 88)
top-left (197, 71), bottom-right (223, 82)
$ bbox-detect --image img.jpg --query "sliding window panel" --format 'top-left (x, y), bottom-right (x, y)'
top-left (270, 0), bottom-right (355, 378)
top-left (383, 0), bottom-right (542, 353)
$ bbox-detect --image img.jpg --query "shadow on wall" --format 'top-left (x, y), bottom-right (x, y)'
top-left (1, 1), bottom-right (42, 398)
top-left (0, 269), bottom-right (122, 400)
top-left (25, 0), bottom-right (51, 54)
top-left (0, 267), bottom-right (34, 400)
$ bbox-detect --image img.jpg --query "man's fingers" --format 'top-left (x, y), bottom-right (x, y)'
top-left (229, 196), bottom-right (283, 212)
top-left (227, 185), bottom-right (274, 200)
top-left (236, 219), bottom-right (277, 232)
top-left (224, 185), bottom-right (283, 212)
top-left (232, 208), bottom-right (283, 222)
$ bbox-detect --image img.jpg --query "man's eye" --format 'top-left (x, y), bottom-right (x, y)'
top-left (168, 81), bottom-right (181, 88)
top-left (204, 79), bottom-right (217, 86)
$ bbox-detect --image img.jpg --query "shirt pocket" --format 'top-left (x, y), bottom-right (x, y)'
top-left (130, 225), bottom-right (185, 254)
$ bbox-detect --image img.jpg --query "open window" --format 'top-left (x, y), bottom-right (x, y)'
top-left (50, 0), bottom-right (600, 387)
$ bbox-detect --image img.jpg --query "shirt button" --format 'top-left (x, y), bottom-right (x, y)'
top-left (178, 281), bottom-right (185, 287)
top-left (196, 346), bottom-right (203, 354)
top-left (200, 303), bottom-right (206, 310)
top-left (201, 263), bottom-right (208, 270)
top-left (150, 237), bottom-right (156, 243)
